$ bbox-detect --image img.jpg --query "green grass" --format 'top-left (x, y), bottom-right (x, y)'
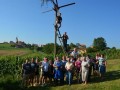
top-left (0, 49), bottom-right (33, 56)
top-left (0, 43), bottom-right (14, 49)
top-left (0, 43), bottom-right (33, 56)
top-left (0, 59), bottom-right (120, 90)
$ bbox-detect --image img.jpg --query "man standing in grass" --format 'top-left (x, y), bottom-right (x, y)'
top-left (34, 58), bottom-right (40, 86)
top-left (30, 58), bottom-right (37, 86)
top-left (42, 57), bottom-right (49, 86)
top-left (22, 59), bottom-right (31, 87)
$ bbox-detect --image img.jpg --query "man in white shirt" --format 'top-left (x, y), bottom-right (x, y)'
top-left (42, 57), bottom-right (49, 86)
top-left (71, 48), bottom-right (79, 61)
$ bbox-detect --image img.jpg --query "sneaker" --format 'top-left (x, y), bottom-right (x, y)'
top-left (69, 84), bottom-right (71, 86)
top-left (41, 84), bottom-right (44, 87)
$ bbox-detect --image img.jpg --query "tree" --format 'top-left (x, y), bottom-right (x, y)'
top-left (42, 43), bottom-right (54, 54)
top-left (111, 47), bottom-right (116, 50)
top-left (68, 43), bottom-right (77, 49)
top-left (87, 47), bottom-right (97, 53)
top-left (26, 43), bottom-right (32, 49)
top-left (42, 43), bottom-right (62, 54)
top-left (93, 37), bottom-right (107, 51)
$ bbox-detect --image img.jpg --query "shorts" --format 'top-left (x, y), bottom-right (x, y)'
top-left (48, 73), bottom-right (54, 78)
top-left (99, 65), bottom-right (106, 74)
top-left (30, 73), bottom-right (35, 79)
top-left (23, 74), bottom-right (30, 81)
top-left (43, 71), bottom-right (49, 77)
top-left (35, 72), bottom-right (39, 75)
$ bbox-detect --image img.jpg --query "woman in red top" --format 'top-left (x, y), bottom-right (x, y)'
top-left (75, 57), bottom-right (82, 83)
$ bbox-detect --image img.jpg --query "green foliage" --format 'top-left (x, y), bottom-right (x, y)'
top-left (87, 47), bottom-right (97, 53)
top-left (41, 43), bottom-right (63, 54)
top-left (105, 49), bottom-right (120, 59)
top-left (68, 43), bottom-right (77, 49)
top-left (21, 52), bottom-right (54, 61)
top-left (0, 56), bottom-right (21, 79)
top-left (42, 43), bottom-right (54, 54)
top-left (0, 43), bottom-right (15, 50)
top-left (93, 37), bottom-right (107, 51)
top-left (87, 48), bottom-right (120, 60)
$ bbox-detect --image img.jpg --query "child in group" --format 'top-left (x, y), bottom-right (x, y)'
top-left (98, 54), bottom-right (107, 79)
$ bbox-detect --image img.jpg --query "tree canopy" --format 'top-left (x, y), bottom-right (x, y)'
top-left (93, 37), bottom-right (107, 51)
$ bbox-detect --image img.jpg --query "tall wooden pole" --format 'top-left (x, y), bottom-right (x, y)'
top-left (54, 19), bottom-right (57, 59)
top-left (54, 28), bottom-right (57, 59)
top-left (53, 0), bottom-right (58, 59)
top-left (54, 8), bottom-right (58, 59)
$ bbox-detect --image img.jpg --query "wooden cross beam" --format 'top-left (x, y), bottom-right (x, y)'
top-left (42, 2), bottom-right (75, 13)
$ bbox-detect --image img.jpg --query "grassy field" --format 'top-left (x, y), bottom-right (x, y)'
top-left (0, 43), bottom-right (15, 49)
top-left (0, 43), bottom-right (33, 56)
top-left (0, 59), bottom-right (120, 90)
top-left (0, 49), bottom-right (32, 56)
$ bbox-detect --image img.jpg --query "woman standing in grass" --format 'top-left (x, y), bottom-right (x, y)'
top-left (81, 57), bottom-right (90, 85)
top-left (94, 53), bottom-right (100, 76)
top-left (61, 56), bottom-right (67, 84)
top-left (39, 61), bottom-right (43, 85)
top-left (65, 57), bottom-right (74, 86)
top-left (34, 58), bottom-right (40, 86)
top-left (75, 57), bottom-right (82, 83)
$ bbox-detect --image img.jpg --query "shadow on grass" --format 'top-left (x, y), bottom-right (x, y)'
top-left (104, 70), bottom-right (120, 81)
top-left (0, 80), bottom-right (21, 90)
top-left (0, 80), bottom-right (51, 90)
top-left (91, 70), bottom-right (120, 83)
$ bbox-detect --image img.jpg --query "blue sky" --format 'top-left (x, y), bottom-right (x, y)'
top-left (0, 0), bottom-right (120, 48)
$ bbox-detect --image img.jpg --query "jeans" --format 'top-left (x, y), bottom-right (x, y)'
top-left (63, 40), bottom-right (67, 52)
top-left (66, 71), bottom-right (72, 85)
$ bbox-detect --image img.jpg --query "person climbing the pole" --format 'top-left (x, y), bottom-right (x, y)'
top-left (62, 32), bottom-right (69, 52)
top-left (55, 13), bottom-right (62, 29)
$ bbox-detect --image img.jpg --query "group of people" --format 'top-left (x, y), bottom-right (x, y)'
top-left (21, 48), bottom-right (107, 87)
